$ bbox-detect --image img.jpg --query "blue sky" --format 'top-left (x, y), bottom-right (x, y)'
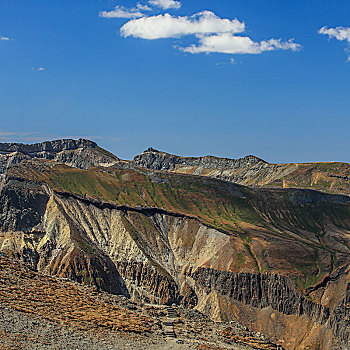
top-left (0, 0), bottom-right (349, 163)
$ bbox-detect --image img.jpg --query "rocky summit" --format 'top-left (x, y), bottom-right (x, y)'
top-left (0, 139), bottom-right (349, 350)
top-left (0, 138), bottom-right (119, 177)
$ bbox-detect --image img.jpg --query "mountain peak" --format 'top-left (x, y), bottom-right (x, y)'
top-left (0, 138), bottom-right (98, 154)
top-left (143, 147), bottom-right (162, 153)
top-left (0, 138), bottom-right (118, 171)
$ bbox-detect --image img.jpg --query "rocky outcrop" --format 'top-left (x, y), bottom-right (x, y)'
top-left (116, 261), bottom-right (181, 305)
top-left (329, 284), bottom-right (350, 347)
top-left (132, 147), bottom-right (289, 187)
top-left (0, 139), bottom-right (97, 154)
top-left (133, 147), bottom-right (265, 171)
top-left (0, 179), bottom-right (49, 232)
top-left (191, 268), bottom-right (329, 324)
top-left (0, 139), bottom-right (119, 173)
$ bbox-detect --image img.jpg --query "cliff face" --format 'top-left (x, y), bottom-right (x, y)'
top-left (191, 268), bottom-right (329, 324)
top-left (133, 148), bottom-right (350, 196)
top-left (0, 139), bottom-right (119, 177)
top-left (189, 267), bottom-right (350, 349)
top-left (0, 139), bottom-right (98, 153)
top-left (329, 283), bottom-right (350, 347)
top-left (1, 140), bottom-right (350, 349)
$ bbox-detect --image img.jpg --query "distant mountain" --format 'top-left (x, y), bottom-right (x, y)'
top-left (133, 147), bottom-right (350, 196)
top-left (0, 139), bottom-right (349, 349)
top-left (0, 138), bottom-right (119, 176)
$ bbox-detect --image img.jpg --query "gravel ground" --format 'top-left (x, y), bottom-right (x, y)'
top-left (0, 306), bottom-right (256, 350)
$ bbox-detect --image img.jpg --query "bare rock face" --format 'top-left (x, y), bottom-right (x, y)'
top-left (191, 268), bottom-right (329, 324)
top-left (0, 179), bottom-right (49, 232)
top-left (0, 138), bottom-right (97, 153)
top-left (133, 147), bottom-right (266, 172)
top-left (0, 139), bottom-right (119, 174)
top-left (329, 284), bottom-right (350, 347)
top-left (116, 261), bottom-right (181, 305)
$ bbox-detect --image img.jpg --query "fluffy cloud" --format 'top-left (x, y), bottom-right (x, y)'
top-left (149, 0), bottom-right (181, 10)
top-left (0, 36), bottom-right (10, 41)
top-left (120, 11), bottom-right (300, 55)
top-left (100, 4), bottom-right (150, 19)
top-left (121, 11), bottom-right (245, 39)
top-left (319, 26), bottom-right (350, 60)
top-left (183, 34), bottom-right (301, 54)
top-left (100, 7), bottom-right (300, 57)
top-left (319, 26), bottom-right (350, 42)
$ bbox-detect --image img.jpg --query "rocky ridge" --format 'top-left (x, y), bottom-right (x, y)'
top-left (133, 147), bottom-right (265, 171)
top-left (132, 147), bottom-right (350, 196)
top-left (0, 139), bottom-right (119, 179)
top-left (0, 139), bottom-right (350, 349)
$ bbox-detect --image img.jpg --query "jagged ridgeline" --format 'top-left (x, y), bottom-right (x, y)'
top-left (0, 139), bottom-right (349, 349)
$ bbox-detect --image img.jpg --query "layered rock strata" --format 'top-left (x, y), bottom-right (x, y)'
top-left (0, 139), bottom-right (118, 175)
top-left (191, 268), bottom-right (329, 324)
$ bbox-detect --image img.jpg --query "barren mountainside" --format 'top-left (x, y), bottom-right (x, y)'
top-left (0, 139), bottom-right (349, 350)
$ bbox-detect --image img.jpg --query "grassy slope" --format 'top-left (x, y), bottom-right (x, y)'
top-left (10, 161), bottom-right (350, 291)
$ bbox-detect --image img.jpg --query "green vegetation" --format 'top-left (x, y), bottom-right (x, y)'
top-left (243, 243), bottom-right (259, 273)
top-left (236, 252), bottom-right (245, 270)
top-left (291, 249), bottom-right (326, 290)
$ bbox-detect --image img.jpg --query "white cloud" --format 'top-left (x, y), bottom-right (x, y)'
top-left (100, 5), bottom-right (147, 19)
top-left (0, 36), bottom-right (11, 41)
top-left (319, 26), bottom-right (350, 42)
top-left (215, 57), bottom-right (236, 67)
top-left (182, 33), bottom-right (301, 54)
top-left (149, 0), bottom-right (181, 10)
top-left (137, 3), bottom-right (152, 11)
top-left (319, 26), bottom-right (350, 60)
top-left (121, 11), bottom-right (245, 39)
top-left (119, 11), bottom-right (301, 56)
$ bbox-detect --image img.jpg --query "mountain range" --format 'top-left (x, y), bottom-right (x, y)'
top-left (0, 139), bottom-right (349, 350)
